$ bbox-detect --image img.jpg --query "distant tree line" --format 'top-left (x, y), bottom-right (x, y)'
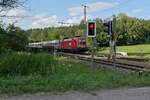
top-left (0, 13), bottom-right (150, 53)
top-left (26, 13), bottom-right (150, 47)
top-left (0, 1), bottom-right (150, 52)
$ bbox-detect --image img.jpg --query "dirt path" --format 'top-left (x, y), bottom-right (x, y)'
top-left (1, 87), bottom-right (150, 100)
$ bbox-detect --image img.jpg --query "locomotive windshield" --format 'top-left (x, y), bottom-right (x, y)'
top-left (79, 38), bottom-right (86, 45)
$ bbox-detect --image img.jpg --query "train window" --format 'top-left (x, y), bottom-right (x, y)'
top-left (79, 39), bottom-right (86, 45)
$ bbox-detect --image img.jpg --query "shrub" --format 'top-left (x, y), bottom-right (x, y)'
top-left (0, 52), bottom-right (56, 76)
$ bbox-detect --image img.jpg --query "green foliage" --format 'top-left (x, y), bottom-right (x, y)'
top-left (1, 52), bottom-right (150, 94)
top-left (27, 25), bottom-right (83, 42)
top-left (26, 13), bottom-right (150, 47)
top-left (0, 13), bottom-right (150, 53)
top-left (0, 52), bottom-right (56, 75)
top-left (0, 24), bottom-right (28, 52)
top-left (116, 13), bottom-right (150, 45)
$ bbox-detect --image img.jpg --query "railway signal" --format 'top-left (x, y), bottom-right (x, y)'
top-left (87, 21), bottom-right (96, 37)
top-left (103, 15), bottom-right (117, 60)
top-left (103, 21), bottom-right (113, 36)
top-left (87, 21), bottom-right (97, 70)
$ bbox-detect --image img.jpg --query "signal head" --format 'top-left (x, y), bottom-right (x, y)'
top-left (87, 21), bottom-right (96, 37)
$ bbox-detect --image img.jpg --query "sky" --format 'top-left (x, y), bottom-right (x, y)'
top-left (1, 0), bottom-right (150, 29)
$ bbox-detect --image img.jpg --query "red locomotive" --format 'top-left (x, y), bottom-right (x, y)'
top-left (58, 37), bottom-right (88, 53)
top-left (28, 36), bottom-right (89, 53)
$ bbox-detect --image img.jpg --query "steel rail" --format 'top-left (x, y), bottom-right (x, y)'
top-left (57, 52), bottom-right (150, 72)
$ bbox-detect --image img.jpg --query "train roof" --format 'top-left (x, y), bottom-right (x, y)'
top-left (29, 40), bottom-right (59, 45)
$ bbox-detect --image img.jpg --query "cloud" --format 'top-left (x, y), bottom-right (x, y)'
top-left (79, 15), bottom-right (92, 21)
top-left (132, 9), bottom-right (144, 13)
top-left (0, 8), bottom-right (60, 29)
top-left (0, 1), bottom-right (119, 29)
top-left (63, 15), bottom-right (92, 27)
top-left (69, 2), bottom-right (119, 16)
top-left (0, 8), bottom-right (28, 25)
top-left (65, 17), bottom-right (80, 26)
top-left (0, 8), bottom-right (28, 16)
top-left (30, 14), bottom-right (59, 29)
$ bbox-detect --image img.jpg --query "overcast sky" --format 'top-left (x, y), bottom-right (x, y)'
top-left (1, 0), bottom-right (150, 29)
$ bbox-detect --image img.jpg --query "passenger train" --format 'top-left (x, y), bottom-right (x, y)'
top-left (27, 37), bottom-right (89, 53)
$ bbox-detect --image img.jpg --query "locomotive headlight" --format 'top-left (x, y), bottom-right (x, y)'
top-left (69, 42), bottom-right (72, 46)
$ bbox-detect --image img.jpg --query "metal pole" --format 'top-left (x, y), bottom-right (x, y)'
top-left (84, 6), bottom-right (87, 24)
top-left (109, 21), bottom-right (112, 60)
top-left (91, 37), bottom-right (94, 70)
top-left (82, 5), bottom-right (88, 37)
top-left (111, 15), bottom-right (117, 67)
top-left (82, 5), bottom-right (87, 24)
top-left (112, 15), bottom-right (117, 60)
top-left (91, 37), bottom-right (97, 71)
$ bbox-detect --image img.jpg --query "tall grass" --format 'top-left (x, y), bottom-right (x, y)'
top-left (0, 52), bottom-right (150, 94)
top-left (0, 52), bottom-right (56, 75)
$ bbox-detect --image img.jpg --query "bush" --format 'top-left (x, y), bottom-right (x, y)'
top-left (1, 52), bottom-right (150, 94)
top-left (0, 52), bottom-right (56, 76)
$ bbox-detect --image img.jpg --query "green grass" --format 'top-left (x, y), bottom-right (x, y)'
top-left (1, 52), bottom-right (150, 95)
top-left (99, 44), bottom-right (150, 58)
top-left (0, 52), bottom-right (56, 75)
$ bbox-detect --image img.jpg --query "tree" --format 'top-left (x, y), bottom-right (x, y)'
top-left (0, 0), bottom-right (27, 11)
top-left (26, 13), bottom-right (150, 46)
top-left (116, 13), bottom-right (150, 45)
top-left (3, 24), bottom-right (28, 51)
top-left (95, 18), bottom-right (108, 46)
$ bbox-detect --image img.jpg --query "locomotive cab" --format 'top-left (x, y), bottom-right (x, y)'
top-left (58, 37), bottom-right (89, 53)
top-left (79, 38), bottom-right (86, 46)
top-left (77, 37), bottom-right (89, 52)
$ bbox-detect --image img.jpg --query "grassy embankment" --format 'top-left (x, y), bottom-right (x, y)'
top-left (0, 52), bottom-right (150, 95)
top-left (99, 44), bottom-right (150, 58)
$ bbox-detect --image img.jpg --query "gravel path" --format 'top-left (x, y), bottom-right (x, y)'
top-left (1, 87), bottom-right (150, 100)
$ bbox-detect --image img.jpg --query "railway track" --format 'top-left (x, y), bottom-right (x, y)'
top-left (57, 52), bottom-right (150, 72)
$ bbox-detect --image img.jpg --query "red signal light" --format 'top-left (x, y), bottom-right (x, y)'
top-left (87, 21), bottom-right (96, 37)
top-left (89, 23), bottom-right (94, 29)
